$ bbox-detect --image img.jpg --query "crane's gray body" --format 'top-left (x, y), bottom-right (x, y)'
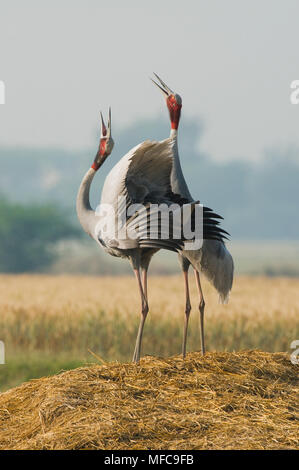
top-left (76, 128), bottom-right (233, 302)
top-left (76, 138), bottom-right (196, 266)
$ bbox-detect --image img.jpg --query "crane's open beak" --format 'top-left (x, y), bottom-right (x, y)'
top-left (107, 107), bottom-right (111, 138)
top-left (100, 111), bottom-right (107, 137)
top-left (151, 73), bottom-right (174, 96)
top-left (100, 108), bottom-right (112, 138)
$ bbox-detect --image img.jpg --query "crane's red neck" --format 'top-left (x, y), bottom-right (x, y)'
top-left (91, 138), bottom-right (107, 171)
top-left (167, 95), bottom-right (182, 130)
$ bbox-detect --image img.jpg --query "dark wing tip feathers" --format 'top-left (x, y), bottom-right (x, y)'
top-left (202, 205), bottom-right (230, 242)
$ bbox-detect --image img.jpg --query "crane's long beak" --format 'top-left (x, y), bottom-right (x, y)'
top-left (100, 108), bottom-right (112, 138)
top-left (151, 73), bottom-right (174, 96)
top-left (107, 106), bottom-right (111, 138)
top-left (100, 111), bottom-right (107, 137)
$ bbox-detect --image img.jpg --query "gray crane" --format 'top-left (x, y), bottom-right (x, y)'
top-left (76, 108), bottom-right (227, 363)
top-left (151, 74), bottom-right (234, 357)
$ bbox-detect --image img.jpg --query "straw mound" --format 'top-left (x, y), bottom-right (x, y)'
top-left (0, 350), bottom-right (298, 450)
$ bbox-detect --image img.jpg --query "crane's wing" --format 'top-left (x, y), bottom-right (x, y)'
top-left (100, 139), bottom-right (174, 206)
top-left (99, 138), bottom-right (185, 251)
top-left (124, 139), bottom-right (174, 205)
top-left (98, 138), bottom-right (229, 251)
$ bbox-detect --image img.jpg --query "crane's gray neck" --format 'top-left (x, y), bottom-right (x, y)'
top-left (76, 167), bottom-right (98, 238)
top-left (170, 128), bottom-right (193, 201)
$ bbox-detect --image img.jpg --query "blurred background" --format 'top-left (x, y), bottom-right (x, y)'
top-left (0, 0), bottom-right (299, 390)
top-left (0, 0), bottom-right (298, 277)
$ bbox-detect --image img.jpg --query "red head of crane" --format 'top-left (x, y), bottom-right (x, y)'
top-left (91, 109), bottom-right (114, 171)
top-left (151, 75), bottom-right (182, 130)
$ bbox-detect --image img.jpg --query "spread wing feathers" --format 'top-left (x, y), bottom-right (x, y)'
top-left (164, 194), bottom-right (230, 242)
top-left (202, 207), bottom-right (230, 242)
top-left (125, 201), bottom-right (200, 252)
top-left (123, 200), bottom-right (229, 252)
top-left (100, 138), bottom-right (174, 209)
top-left (100, 138), bottom-right (188, 252)
top-left (99, 138), bottom-right (230, 251)
top-left (124, 138), bottom-right (174, 205)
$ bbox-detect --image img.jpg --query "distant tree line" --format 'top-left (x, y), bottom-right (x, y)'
top-left (0, 116), bottom-right (298, 241)
top-left (0, 198), bottom-right (81, 272)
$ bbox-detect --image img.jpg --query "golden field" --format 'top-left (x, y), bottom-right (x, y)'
top-left (0, 274), bottom-right (298, 449)
top-left (0, 274), bottom-right (298, 390)
top-left (1, 274), bottom-right (299, 353)
top-left (0, 274), bottom-right (298, 355)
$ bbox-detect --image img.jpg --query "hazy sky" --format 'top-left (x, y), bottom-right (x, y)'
top-left (0, 0), bottom-right (299, 161)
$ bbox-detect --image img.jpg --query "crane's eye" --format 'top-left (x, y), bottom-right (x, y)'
top-left (169, 95), bottom-right (176, 106)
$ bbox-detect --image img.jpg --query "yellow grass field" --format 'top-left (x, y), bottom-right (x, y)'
top-left (1, 274), bottom-right (298, 352)
top-left (0, 274), bottom-right (298, 449)
top-left (0, 274), bottom-right (298, 356)
top-left (0, 274), bottom-right (298, 389)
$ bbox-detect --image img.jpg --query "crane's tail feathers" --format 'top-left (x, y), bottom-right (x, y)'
top-left (185, 239), bottom-right (234, 304)
top-left (201, 240), bottom-right (234, 304)
top-left (219, 291), bottom-right (230, 304)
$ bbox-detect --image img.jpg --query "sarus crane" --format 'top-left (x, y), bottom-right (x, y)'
top-left (151, 73), bottom-right (234, 356)
top-left (76, 108), bottom-right (229, 363)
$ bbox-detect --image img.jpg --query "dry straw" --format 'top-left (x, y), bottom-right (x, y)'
top-left (0, 350), bottom-right (298, 450)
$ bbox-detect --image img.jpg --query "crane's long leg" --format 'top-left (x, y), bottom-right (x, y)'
top-left (140, 249), bottom-right (156, 303)
top-left (182, 268), bottom-right (192, 359)
top-left (194, 269), bottom-right (205, 354)
top-left (141, 268), bottom-right (148, 302)
top-left (132, 268), bottom-right (149, 363)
